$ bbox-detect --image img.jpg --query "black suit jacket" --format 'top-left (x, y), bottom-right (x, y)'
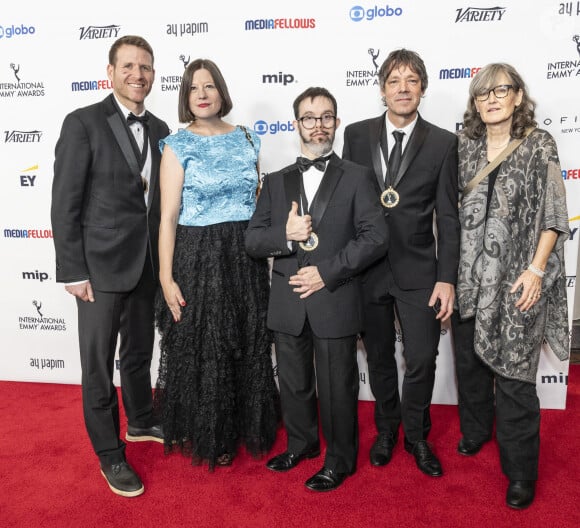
top-left (245, 153), bottom-right (388, 338)
top-left (342, 113), bottom-right (459, 297)
top-left (51, 94), bottom-right (169, 292)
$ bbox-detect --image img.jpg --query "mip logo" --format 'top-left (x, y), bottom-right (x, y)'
top-left (254, 120), bottom-right (295, 135)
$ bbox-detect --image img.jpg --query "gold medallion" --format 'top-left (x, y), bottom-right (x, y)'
top-left (299, 232), bottom-right (319, 252)
top-left (380, 187), bottom-right (400, 208)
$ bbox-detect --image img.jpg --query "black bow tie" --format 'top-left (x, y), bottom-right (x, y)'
top-left (296, 155), bottom-right (330, 173)
top-left (127, 112), bottom-right (149, 127)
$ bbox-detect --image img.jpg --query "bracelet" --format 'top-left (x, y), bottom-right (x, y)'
top-left (528, 264), bottom-right (545, 278)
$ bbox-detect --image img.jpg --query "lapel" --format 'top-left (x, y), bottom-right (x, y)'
top-left (310, 153), bottom-right (342, 228)
top-left (104, 94), bottom-right (144, 188)
top-left (282, 154), bottom-right (342, 229)
top-left (146, 116), bottom-right (162, 210)
top-left (393, 114), bottom-right (429, 188)
top-left (369, 114), bottom-right (385, 190)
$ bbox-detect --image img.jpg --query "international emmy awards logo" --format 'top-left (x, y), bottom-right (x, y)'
top-left (179, 54), bottom-right (190, 69)
top-left (368, 48), bottom-right (380, 73)
top-left (10, 63), bottom-right (20, 82)
top-left (573, 35), bottom-right (580, 57)
top-left (32, 300), bottom-right (43, 317)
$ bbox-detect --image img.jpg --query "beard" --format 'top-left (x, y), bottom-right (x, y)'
top-left (299, 129), bottom-right (335, 158)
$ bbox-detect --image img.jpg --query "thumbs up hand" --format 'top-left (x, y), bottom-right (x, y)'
top-left (286, 201), bottom-right (312, 242)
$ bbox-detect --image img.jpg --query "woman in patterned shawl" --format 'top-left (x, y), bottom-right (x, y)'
top-left (451, 63), bottom-right (568, 510)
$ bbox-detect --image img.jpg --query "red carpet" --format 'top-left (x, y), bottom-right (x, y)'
top-left (1, 367), bottom-right (578, 528)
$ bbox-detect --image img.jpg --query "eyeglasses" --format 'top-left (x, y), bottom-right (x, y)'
top-left (475, 84), bottom-right (514, 102)
top-left (298, 114), bottom-right (336, 129)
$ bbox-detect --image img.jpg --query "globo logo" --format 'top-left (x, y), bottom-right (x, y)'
top-left (0, 24), bottom-right (36, 39)
top-left (349, 5), bottom-right (403, 22)
top-left (254, 120), bottom-right (295, 135)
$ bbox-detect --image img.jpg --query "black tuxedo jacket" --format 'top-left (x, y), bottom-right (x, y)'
top-left (245, 153), bottom-right (388, 338)
top-left (342, 113), bottom-right (459, 297)
top-left (51, 94), bottom-right (170, 291)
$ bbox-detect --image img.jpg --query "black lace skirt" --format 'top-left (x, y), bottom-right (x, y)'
top-left (154, 221), bottom-right (279, 469)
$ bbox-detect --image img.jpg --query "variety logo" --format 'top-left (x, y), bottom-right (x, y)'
top-left (253, 120), bottom-right (295, 135)
top-left (245, 18), bottom-right (315, 31)
top-left (345, 47), bottom-right (381, 88)
top-left (542, 114), bottom-right (580, 134)
top-left (4, 130), bottom-right (42, 143)
top-left (562, 168), bottom-right (580, 179)
top-left (0, 24), bottom-right (35, 39)
top-left (569, 215), bottom-right (579, 241)
top-left (0, 63), bottom-right (45, 98)
top-left (439, 66), bottom-right (481, 80)
top-left (567, 275), bottom-right (576, 288)
top-left (79, 25), bottom-right (120, 40)
top-left (3, 228), bottom-right (53, 239)
top-left (19, 300), bottom-right (67, 332)
top-left (71, 79), bottom-right (112, 92)
top-left (262, 72), bottom-right (296, 86)
top-left (545, 34), bottom-right (580, 79)
top-left (349, 4), bottom-right (403, 22)
top-left (19, 164), bottom-right (38, 187)
top-left (558, 2), bottom-right (580, 16)
top-left (166, 22), bottom-right (209, 37)
top-left (454, 6), bottom-right (506, 22)
top-left (22, 270), bottom-right (50, 282)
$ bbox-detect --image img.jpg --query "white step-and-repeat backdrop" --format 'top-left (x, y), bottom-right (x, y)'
top-left (1, 1), bottom-right (577, 408)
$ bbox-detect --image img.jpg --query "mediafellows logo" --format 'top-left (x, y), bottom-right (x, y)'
top-left (253, 120), bottom-right (295, 135)
top-left (166, 22), bottom-right (209, 37)
top-left (0, 24), bottom-right (35, 39)
top-left (454, 6), bottom-right (506, 22)
top-left (4, 228), bottom-right (53, 239)
top-left (546, 35), bottom-right (580, 79)
top-left (0, 63), bottom-right (45, 98)
top-left (344, 47), bottom-right (381, 88)
top-left (71, 79), bottom-right (112, 92)
top-left (439, 66), bottom-right (481, 80)
top-left (562, 168), bottom-right (580, 180)
top-left (4, 130), bottom-right (42, 143)
top-left (349, 4), bottom-right (403, 22)
top-left (79, 25), bottom-right (120, 40)
top-left (245, 18), bottom-right (315, 31)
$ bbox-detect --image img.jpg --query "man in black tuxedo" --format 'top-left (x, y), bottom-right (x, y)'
top-left (51, 35), bottom-right (169, 497)
top-left (342, 49), bottom-right (459, 477)
top-left (246, 87), bottom-right (388, 491)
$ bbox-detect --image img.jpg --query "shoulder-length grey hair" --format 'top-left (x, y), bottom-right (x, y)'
top-left (462, 63), bottom-right (536, 139)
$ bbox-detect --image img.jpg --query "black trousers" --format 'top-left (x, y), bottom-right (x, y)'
top-left (362, 292), bottom-right (440, 444)
top-left (274, 322), bottom-right (359, 474)
top-left (77, 258), bottom-right (156, 465)
top-left (451, 313), bottom-right (540, 480)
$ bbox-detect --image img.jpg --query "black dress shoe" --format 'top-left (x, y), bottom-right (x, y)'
top-left (126, 423), bottom-right (164, 444)
top-left (370, 432), bottom-right (396, 466)
top-left (305, 467), bottom-right (349, 492)
top-left (405, 440), bottom-right (443, 477)
top-left (506, 480), bottom-right (535, 509)
top-left (457, 437), bottom-right (484, 456)
top-left (100, 461), bottom-right (144, 497)
top-left (266, 447), bottom-right (320, 472)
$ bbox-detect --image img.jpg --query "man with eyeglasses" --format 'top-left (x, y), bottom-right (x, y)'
top-left (342, 49), bottom-right (460, 477)
top-left (246, 87), bottom-right (388, 491)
